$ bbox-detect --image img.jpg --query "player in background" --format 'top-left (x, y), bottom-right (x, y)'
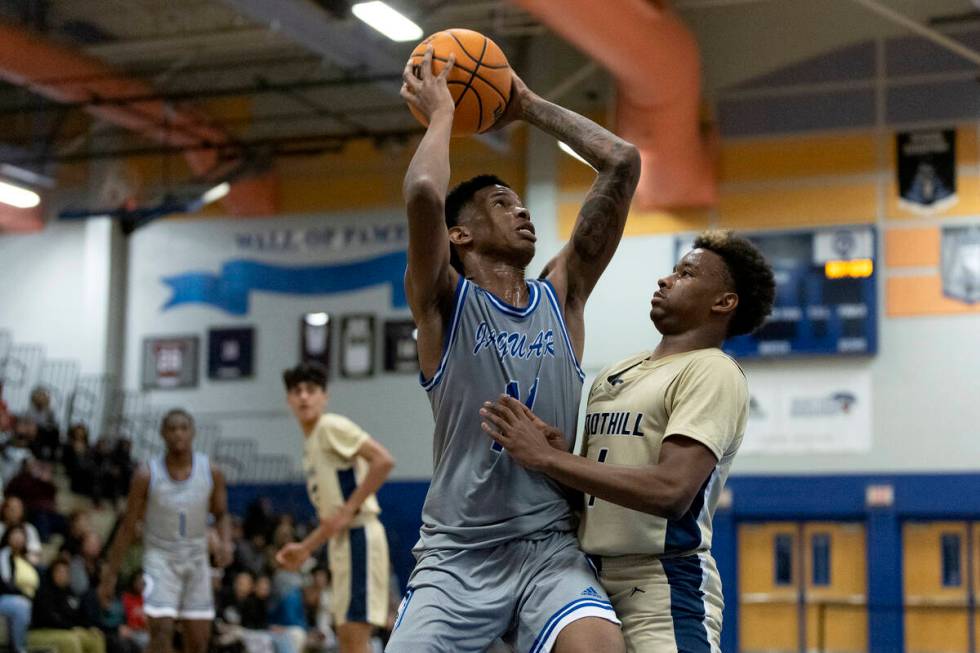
top-left (481, 231), bottom-right (775, 652)
top-left (277, 362), bottom-right (395, 653)
top-left (100, 409), bottom-right (233, 653)
top-left (387, 46), bottom-right (640, 653)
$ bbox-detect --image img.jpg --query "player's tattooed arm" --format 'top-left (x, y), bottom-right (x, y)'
top-left (517, 76), bottom-right (640, 302)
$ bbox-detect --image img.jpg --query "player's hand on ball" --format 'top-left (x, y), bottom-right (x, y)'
top-left (401, 46), bottom-right (456, 122)
top-left (480, 395), bottom-right (561, 471)
top-left (275, 542), bottom-right (309, 571)
top-left (489, 71), bottom-right (531, 132)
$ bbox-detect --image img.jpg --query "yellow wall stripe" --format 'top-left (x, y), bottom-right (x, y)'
top-left (717, 183), bottom-right (877, 229)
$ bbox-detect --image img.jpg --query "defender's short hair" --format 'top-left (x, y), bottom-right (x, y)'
top-left (444, 174), bottom-right (510, 274)
top-left (693, 230), bottom-right (776, 336)
top-left (282, 362), bottom-right (327, 391)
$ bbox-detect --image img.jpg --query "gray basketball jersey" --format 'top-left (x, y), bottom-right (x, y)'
top-left (144, 452), bottom-right (213, 557)
top-left (418, 278), bottom-right (585, 550)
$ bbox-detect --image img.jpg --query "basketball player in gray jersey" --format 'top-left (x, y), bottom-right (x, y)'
top-left (100, 409), bottom-right (233, 653)
top-left (388, 48), bottom-right (640, 653)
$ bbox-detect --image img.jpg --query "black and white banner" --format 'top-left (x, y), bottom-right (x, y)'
top-left (896, 129), bottom-right (957, 214)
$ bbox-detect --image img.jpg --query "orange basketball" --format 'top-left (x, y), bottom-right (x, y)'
top-left (408, 29), bottom-right (512, 136)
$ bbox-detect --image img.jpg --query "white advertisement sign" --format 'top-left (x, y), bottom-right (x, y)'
top-left (741, 364), bottom-right (872, 454)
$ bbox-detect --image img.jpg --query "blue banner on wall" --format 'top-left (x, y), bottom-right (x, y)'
top-left (161, 251), bottom-right (408, 315)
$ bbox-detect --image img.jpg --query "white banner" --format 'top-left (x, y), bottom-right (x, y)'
top-left (741, 364), bottom-right (872, 454)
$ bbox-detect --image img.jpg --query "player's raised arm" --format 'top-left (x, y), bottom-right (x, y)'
top-left (400, 47), bottom-right (459, 312)
top-left (514, 74), bottom-right (640, 309)
top-left (98, 465), bottom-right (150, 605)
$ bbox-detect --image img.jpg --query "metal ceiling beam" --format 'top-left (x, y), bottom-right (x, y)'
top-left (220, 0), bottom-right (405, 80)
top-left (84, 28), bottom-right (298, 65)
top-left (846, 0), bottom-right (980, 67)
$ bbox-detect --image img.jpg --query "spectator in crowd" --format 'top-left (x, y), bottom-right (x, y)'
top-left (69, 531), bottom-right (103, 597)
top-left (268, 579), bottom-right (308, 653)
top-left (63, 424), bottom-right (95, 496)
top-left (61, 509), bottom-right (93, 558)
top-left (0, 557), bottom-right (31, 653)
top-left (120, 570), bottom-right (148, 651)
top-left (109, 438), bottom-right (135, 499)
top-left (89, 437), bottom-right (118, 507)
top-left (0, 497), bottom-right (42, 566)
top-left (254, 574), bottom-right (297, 653)
top-left (27, 387), bottom-right (59, 462)
top-left (0, 416), bottom-right (35, 485)
top-left (4, 459), bottom-right (62, 541)
top-left (217, 570), bottom-right (278, 653)
top-left (234, 529), bottom-right (270, 579)
top-left (28, 558), bottom-right (106, 653)
top-left (0, 384), bottom-right (11, 435)
top-left (0, 525), bottom-right (40, 600)
top-left (307, 566), bottom-right (336, 650)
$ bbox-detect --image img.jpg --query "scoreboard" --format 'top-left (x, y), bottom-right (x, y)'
top-left (676, 226), bottom-right (878, 358)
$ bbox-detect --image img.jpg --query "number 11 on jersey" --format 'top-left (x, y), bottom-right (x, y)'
top-left (491, 377), bottom-right (539, 453)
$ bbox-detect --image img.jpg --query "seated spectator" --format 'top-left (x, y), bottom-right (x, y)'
top-left (307, 566), bottom-right (337, 649)
top-left (0, 525), bottom-right (40, 600)
top-left (0, 498), bottom-right (42, 566)
top-left (27, 558), bottom-right (106, 653)
top-left (70, 532), bottom-right (102, 598)
top-left (109, 439), bottom-right (134, 499)
top-left (61, 510), bottom-right (93, 558)
top-left (268, 579), bottom-right (308, 653)
top-left (63, 425), bottom-right (95, 496)
top-left (0, 417), bottom-right (35, 485)
top-left (217, 570), bottom-right (276, 653)
top-left (4, 459), bottom-right (63, 542)
top-left (234, 531), bottom-right (269, 579)
top-left (120, 570), bottom-right (148, 651)
top-left (88, 438), bottom-right (118, 507)
top-left (26, 388), bottom-right (59, 463)
top-left (253, 574), bottom-right (297, 653)
top-left (0, 387), bottom-right (11, 435)
top-left (0, 531), bottom-right (31, 653)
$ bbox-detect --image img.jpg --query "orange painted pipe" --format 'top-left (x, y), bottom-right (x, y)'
top-left (0, 22), bottom-right (277, 219)
top-left (511, 0), bottom-right (717, 208)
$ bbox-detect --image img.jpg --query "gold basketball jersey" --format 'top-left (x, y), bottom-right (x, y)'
top-left (578, 348), bottom-right (747, 557)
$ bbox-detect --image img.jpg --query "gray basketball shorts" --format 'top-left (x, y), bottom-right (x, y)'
top-left (385, 530), bottom-right (620, 653)
top-left (142, 547), bottom-right (215, 620)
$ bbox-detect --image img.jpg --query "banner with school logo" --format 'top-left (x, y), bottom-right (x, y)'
top-left (941, 225), bottom-right (980, 304)
top-left (741, 364), bottom-right (872, 454)
top-left (896, 129), bottom-right (957, 214)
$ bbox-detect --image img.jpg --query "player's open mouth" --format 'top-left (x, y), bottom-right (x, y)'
top-left (516, 223), bottom-right (536, 241)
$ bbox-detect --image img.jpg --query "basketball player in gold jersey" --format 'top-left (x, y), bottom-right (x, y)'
top-left (481, 231), bottom-right (775, 652)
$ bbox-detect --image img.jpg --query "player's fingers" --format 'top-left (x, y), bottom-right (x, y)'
top-left (499, 395), bottom-right (526, 418)
top-left (481, 421), bottom-right (506, 443)
top-left (437, 53), bottom-right (455, 80)
top-left (403, 61), bottom-right (421, 88)
top-left (480, 405), bottom-right (511, 429)
top-left (400, 85), bottom-right (418, 105)
top-left (421, 46), bottom-right (434, 79)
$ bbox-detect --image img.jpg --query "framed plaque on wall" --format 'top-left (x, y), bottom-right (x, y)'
top-left (142, 335), bottom-right (199, 390)
top-left (340, 314), bottom-right (375, 379)
top-left (208, 327), bottom-right (255, 380)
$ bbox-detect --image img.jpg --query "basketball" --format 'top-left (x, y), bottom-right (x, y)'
top-left (407, 29), bottom-right (512, 136)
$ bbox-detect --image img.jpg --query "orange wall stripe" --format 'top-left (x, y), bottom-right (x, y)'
top-left (885, 228), bottom-right (940, 268)
top-left (887, 276), bottom-right (980, 316)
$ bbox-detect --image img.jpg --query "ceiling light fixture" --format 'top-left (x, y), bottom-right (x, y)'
top-left (351, 1), bottom-right (423, 42)
top-left (201, 182), bottom-right (231, 205)
top-left (0, 179), bottom-right (41, 209)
